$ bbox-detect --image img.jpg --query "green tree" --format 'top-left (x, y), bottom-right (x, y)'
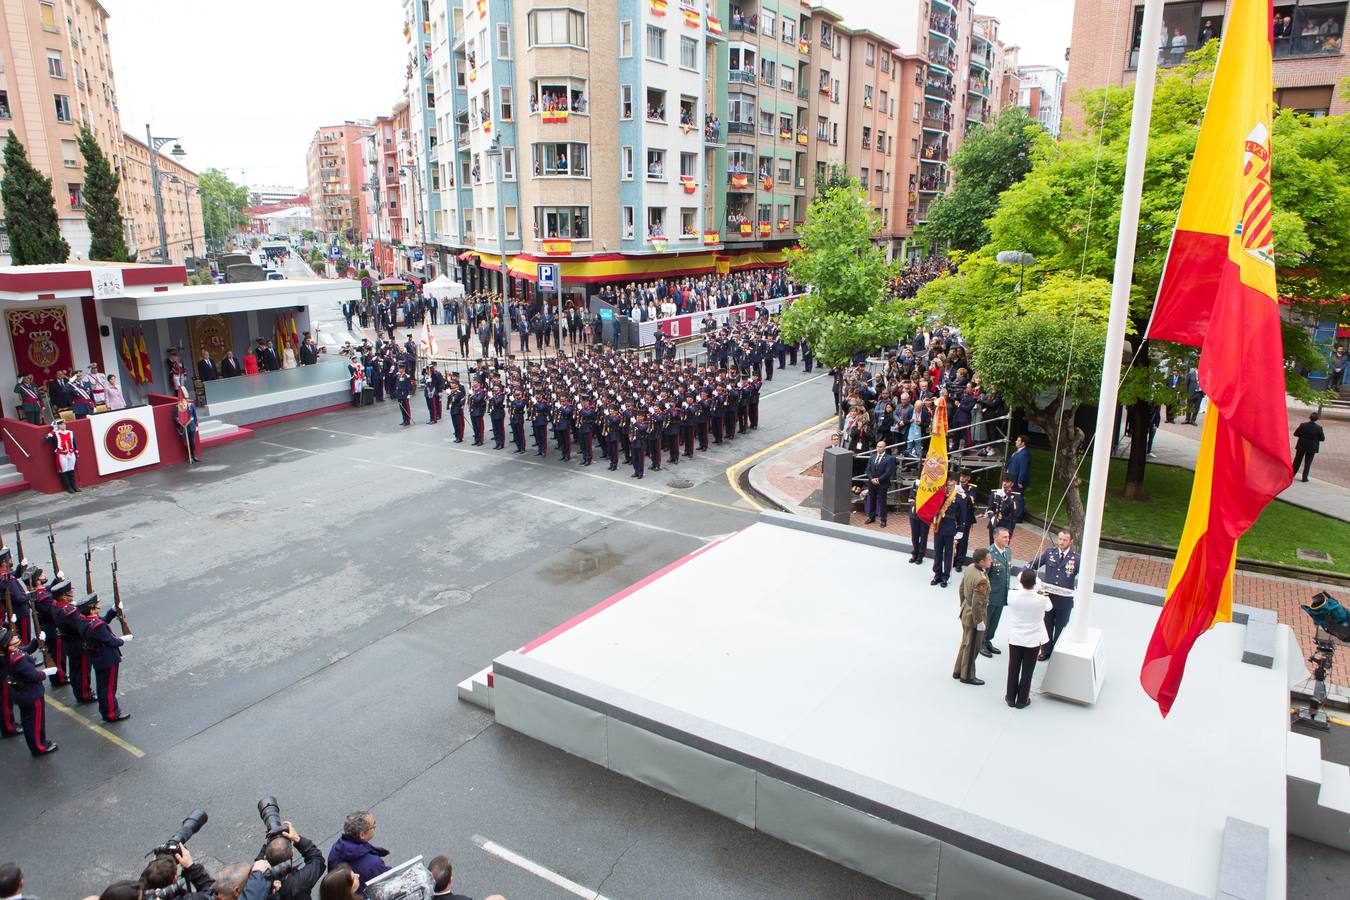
top-left (925, 107), bottom-right (1038, 251)
top-left (1, 130), bottom-right (70, 264)
top-left (815, 163), bottom-right (857, 196)
top-left (76, 125), bottom-right (131, 262)
top-left (199, 168), bottom-right (249, 251)
top-left (779, 184), bottom-right (906, 367)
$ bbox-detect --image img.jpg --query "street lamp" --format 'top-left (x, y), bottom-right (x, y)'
top-left (484, 135), bottom-right (509, 303)
top-left (996, 250), bottom-right (1034, 316)
top-left (146, 124), bottom-right (186, 263)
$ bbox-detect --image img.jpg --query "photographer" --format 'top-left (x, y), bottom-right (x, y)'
top-left (257, 821), bottom-right (325, 900)
top-left (141, 847), bottom-right (213, 897)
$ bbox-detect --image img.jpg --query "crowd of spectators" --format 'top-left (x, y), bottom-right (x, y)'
top-left (889, 255), bottom-right (952, 300)
top-left (596, 267), bottom-right (801, 321)
top-left (2, 809), bottom-right (504, 900)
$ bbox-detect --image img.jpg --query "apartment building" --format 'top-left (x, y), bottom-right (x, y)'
top-left (0, 0), bottom-right (127, 259)
top-left (402, 0), bottom-right (440, 279)
top-left (305, 121), bottom-right (373, 239)
top-left (1017, 64), bottom-right (1065, 137)
top-left (1064, 0), bottom-right (1350, 133)
top-left (840, 30), bottom-right (900, 235)
top-left (367, 111), bottom-right (405, 275)
top-left (804, 6), bottom-right (848, 187)
top-left (119, 132), bottom-right (204, 266)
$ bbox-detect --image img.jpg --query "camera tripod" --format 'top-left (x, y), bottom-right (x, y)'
top-left (1291, 628), bottom-right (1338, 732)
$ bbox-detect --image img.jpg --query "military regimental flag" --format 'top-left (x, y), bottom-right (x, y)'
top-left (915, 397), bottom-right (949, 523)
top-left (120, 329), bottom-right (137, 383)
top-left (1141, 0), bottom-right (1291, 717)
top-left (421, 317), bottom-right (439, 357)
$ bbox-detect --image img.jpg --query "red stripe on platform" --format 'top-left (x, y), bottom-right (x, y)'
top-left (245, 402), bottom-right (353, 431)
top-left (521, 533), bottom-right (731, 654)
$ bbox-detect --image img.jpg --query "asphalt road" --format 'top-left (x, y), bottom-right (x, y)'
top-left (5, 362), bottom-right (893, 900)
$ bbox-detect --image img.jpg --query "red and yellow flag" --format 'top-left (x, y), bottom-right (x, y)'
top-left (1141, 0), bottom-right (1291, 716)
top-left (136, 328), bottom-right (151, 383)
top-left (289, 313), bottom-right (300, 350)
top-left (120, 329), bottom-right (136, 382)
top-left (915, 398), bottom-right (948, 523)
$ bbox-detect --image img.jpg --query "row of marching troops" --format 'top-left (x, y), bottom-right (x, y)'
top-left (1, 541), bottom-right (131, 757)
top-left (378, 318), bottom-right (802, 477)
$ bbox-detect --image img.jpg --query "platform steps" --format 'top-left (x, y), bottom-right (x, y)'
top-left (1287, 730), bottom-right (1350, 851)
top-left (457, 666), bottom-right (495, 712)
top-left (196, 417), bottom-right (241, 444)
top-left (0, 447), bottom-right (25, 490)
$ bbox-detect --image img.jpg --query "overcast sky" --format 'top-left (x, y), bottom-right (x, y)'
top-left (103, 0), bottom-right (1071, 193)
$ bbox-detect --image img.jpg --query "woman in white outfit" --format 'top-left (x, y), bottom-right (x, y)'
top-left (1004, 568), bottom-right (1053, 708)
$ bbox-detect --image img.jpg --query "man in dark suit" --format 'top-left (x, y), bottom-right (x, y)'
top-left (221, 350), bottom-right (243, 378)
top-left (1005, 434), bottom-right (1030, 493)
top-left (1292, 412), bottom-right (1326, 482)
top-left (197, 350), bottom-right (218, 383)
top-left (863, 440), bottom-right (897, 527)
top-left (1184, 367), bottom-right (1203, 424)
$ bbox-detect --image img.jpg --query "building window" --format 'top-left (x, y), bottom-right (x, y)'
top-left (761, 10), bottom-right (775, 37)
top-left (816, 116), bottom-right (828, 140)
top-left (53, 94), bottom-right (71, 123)
top-left (1275, 3), bottom-right (1345, 59)
top-left (497, 24), bottom-right (511, 58)
top-left (67, 183), bottom-right (83, 209)
top-left (680, 35), bottom-right (699, 69)
top-left (760, 58), bottom-right (775, 86)
top-left (621, 84), bottom-right (633, 119)
top-left (680, 207), bottom-right (697, 238)
top-left (646, 25), bottom-right (666, 61)
top-left (500, 86), bottom-right (513, 120)
top-left (680, 151), bottom-right (697, 177)
top-left (39, 1), bottom-right (57, 31)
top-left (527, 9), bottom-right (587, 48)
top-left (536, 206), bottom-right (590, 239)
top-left (0, 91), bottom-right (10, 120)
top-left (759, 110), bottom-right (773, 134)
top-left (622, 145), bottom-right (634, 179)
top-left (646, 87), bottom-right (667, 121)
top-left (1275, 84), bottom-right (1335, 116)
top-left (505, 206), bottom-right (518, 238)
top-left (776, 159), bottom-right (791, 183)
top-left (646, 148), bottom-right (666, 179)
top-left (47, 50), bottom-right (64, 78)
top-left (782, 20), bottom-right (795, 43)
top-left (781, 63), bottom-right (794, 93)
top-left (646, 206), bottom-right (666, 239)
top-left (1129, 2), bottom-right (1231, 68)
top-left (623, 206), bottom-right (635, 239)
top-left (531, 78), bottom-right (588, 114)
top-left (503, 147), bottom-right (516, 179)
top-left (620, 20), bottom-right (633, 57)
top-left (61, 139), bottom-right (77, 167)
top-left (880, 90), bottom-right (889, 116)
top-left (881, 53), bottom-right (891, 73)
top-left (533, 142), bottom-right (589, 176)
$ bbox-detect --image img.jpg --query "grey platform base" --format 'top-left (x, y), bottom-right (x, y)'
top-left (205, 387), bottom-right (351, 426)
top-left (490, 519), bottom-right (1293, 900)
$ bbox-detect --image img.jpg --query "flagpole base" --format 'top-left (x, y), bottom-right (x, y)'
top-left (1040, 627), bottom-right (1105, 705)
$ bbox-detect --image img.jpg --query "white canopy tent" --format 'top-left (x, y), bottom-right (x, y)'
top-left (422, 273), bottom-right (465, 300)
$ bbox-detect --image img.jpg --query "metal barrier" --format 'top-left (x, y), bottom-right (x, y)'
top-left (841, 412), bottom-right (1012, 509)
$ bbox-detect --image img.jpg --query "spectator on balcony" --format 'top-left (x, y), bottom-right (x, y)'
top-left (1169, 27), bottom-right (1189, 63)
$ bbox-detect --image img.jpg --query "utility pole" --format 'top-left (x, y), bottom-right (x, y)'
top-left (145, 124), bottom-right (186, 263)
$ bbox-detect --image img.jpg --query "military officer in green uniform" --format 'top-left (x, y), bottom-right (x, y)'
top-left (953, 548), bottom-right (992, 685)
top-left (981, 528), bottom-right (1013, 658)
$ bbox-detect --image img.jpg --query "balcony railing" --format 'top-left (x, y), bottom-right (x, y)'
top-left (920, 145), bottom-right (948, 162)
top-left (728, 69), bottom-right (755, 85)
top-left (929, 16), bottom-right (958, 39)
top-left (922, 114), bottom-right (952, 131)
top-left (729, 13), bottom-right (758, 33)
top-left (727, 121), bottom-right (755, 135)
top-left (924, 82), bottom-right (954, 101)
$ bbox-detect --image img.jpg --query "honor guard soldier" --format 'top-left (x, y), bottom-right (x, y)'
top-left (531, 397), bottom-right (551, 456)
top-left (986, 475), bottom-right (1025, 545)
top-left (45, 419), bottom-right (81, 493)
top-left (648, 406), bottom-right (665, 471)
top-left (661, 404), bottom-right (680, 465)
top-left (930, 483), bottom-right (959, 588)
top-left (2, 627), bottom-right (57, 755)
top-left (1, 551), bottom-right (32, 643)
top-left (694, 391), bottom-right (711, 451)
top-left (603, 406), bottom-right (622, 470)
top-left (907, 493), bottom-right (930, 565)
top-left (577, 400), bottom-right (596, 466)
top-left (468, 382), bottom-right (487, 445)
top-left (1027, 531), bottom-right (1080, 661)
top-left (680, 397), bottom-right (696, 458)
top-left (51, 579), bottom-right (94, 703)
top-left (747, 376), bottom-right (762, 429)
top-left (509, 391), bottom-right (528, 453)
top-left (488, 387), bottom-right (507, 449)
top-left (951, 471), bottom-right (978, 572)
top-left (554, 397), bottom-right (575, 461)
top-left (446, 375), bottom-right (467, 442)
top-left (14, 374), bottom-right (41, 424)
top-left (630, 413), bottom-right (650, 479)
top-left (394, 366), bottom-right (413, 426)
top-left (28, 568), bottom-right (66, 686)
top-left (78, 593), bottom-right (129, 723)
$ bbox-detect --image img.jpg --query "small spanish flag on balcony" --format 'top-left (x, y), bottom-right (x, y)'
top-left (542, 239), bottom-right (572, 255)
top-left (651, 237), bottom-right (668, 252)
top-left (475, 0), bottom-right (486, 14)
top-left (703, 231), bottom-right (720, 245)
top-left (650, 0), bottom-right (667, 16)
top-left (681, 122), bottom-right (694, 134)
top-left (680, 176), bottom-right (697, 194)
top-left (798, 38), bottom-right (809, 54)
top-left (469, 67), bottom-right (477, 82)
top-left (760, 176), bottom-right (773, 191)
top-left (739, 222), bottom-right (753, 236)
top-left (758, 222), bottom-right (771, 236)
top-left (482, 118), bottom-right (491, 133)
top-left (777, 219), bottom-right (789, 232)
top-left (778, 128), bottom-right (791, 140)
top-left (730, 173), bottom-right (749, 189)
top-left (542, 109), bottom-right (569, 124)
top-left (706, 15), bottom-right (723, 36)
top-left (684, 8), bottom-right (700, 28)
top-left (796, 132), bottom-right (808, 145)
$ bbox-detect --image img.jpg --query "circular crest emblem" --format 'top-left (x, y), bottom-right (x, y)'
top-left (27, 330), bottom-right (59, 371)
top-left (104, 419), bottom-right (149, 462)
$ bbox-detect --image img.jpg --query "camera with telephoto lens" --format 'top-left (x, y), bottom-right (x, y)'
top-left (149, 809), bottom-right (208, 857)
top-left (258, 796), bottom-right (285, 839)
top-left (265, 857), bottom-right (304, 882)
top-left (144, 878), bottom-right (190, 899)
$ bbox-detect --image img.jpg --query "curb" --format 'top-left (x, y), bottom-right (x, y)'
top-left (746, 459), bottom-right (803, 514)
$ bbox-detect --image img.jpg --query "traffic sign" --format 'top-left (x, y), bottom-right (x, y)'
top-left (537, 263), bottom-right (557, 291)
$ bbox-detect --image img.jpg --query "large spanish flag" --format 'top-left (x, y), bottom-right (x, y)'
top-left (1140, 0), bottom-right (1291, 717)
top-left (915, 398), bottom-right (948, 523)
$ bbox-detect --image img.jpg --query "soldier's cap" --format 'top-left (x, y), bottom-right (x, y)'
top-left (13, 562), bottom-right (26, 578)
top-left (0, 627), bottom-right (11, 647)
top-left (77, 593), bottom-right (99, 611)
top-left (49, 578), bottom-right (72, 597)
top-left (0, 548), bottom-right (10, 563)
top-left (23, 566), bottom-right (42, 585)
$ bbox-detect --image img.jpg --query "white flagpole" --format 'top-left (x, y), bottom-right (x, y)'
top-left (1070, 0), bottom-right (1168, 645)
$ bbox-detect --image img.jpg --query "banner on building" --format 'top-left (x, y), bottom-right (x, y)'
top-left (7, 307), bottom-right (74, 382)
top-left (89, 404), bottom-right (161, 476)
top-left (189, 315), bottom-right (232, 364)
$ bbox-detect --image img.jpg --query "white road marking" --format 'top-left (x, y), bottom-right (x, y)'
top-left (472, 835), bottom-right (613, 900)
top-left (256, 440), bottom-right (712, 542)
top-left (759, 372), bottom-right (828, 398)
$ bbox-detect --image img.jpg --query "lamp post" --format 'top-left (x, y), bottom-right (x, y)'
top-left (145, 124), bottom-right (186, 263)
top-left (995, 250), bottom-right (1034, 315)
top-left (484, 135), bottom-right (510, 305)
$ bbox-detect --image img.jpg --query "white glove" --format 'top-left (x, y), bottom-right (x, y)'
top-left (976, 623), bottom-right (986, 632)
top-left (43, 667), bottom-right (58, 676)
top-left (121, 634), bottom-right (133, 642)
top-left (956, 532), bottom-right (964, 540)
top-left (38, 631), bottom-right (45, 640)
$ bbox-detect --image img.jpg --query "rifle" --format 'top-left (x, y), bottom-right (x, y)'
top-left (84, 537), bottom-right (93, 595)
top-left (14, 510), bottom-right (23, 564)
top-left (47, 519), bottom-right (60, 578)
top-left (111, 545), bottom-right (131, 637)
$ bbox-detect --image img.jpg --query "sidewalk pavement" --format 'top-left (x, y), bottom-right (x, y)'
top-left (1147, 402), bottom-right (1350, 520)
top-left (749, 424), bottom-right (1349, 687)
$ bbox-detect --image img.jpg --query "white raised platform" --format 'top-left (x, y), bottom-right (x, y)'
top-left (489, 515), bottom-right (1309, 899)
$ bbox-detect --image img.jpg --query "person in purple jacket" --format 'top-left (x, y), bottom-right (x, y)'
top-left (327, 812), bottom-right (390, 895)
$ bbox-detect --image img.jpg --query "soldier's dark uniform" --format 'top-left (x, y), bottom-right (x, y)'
top-left (447, 380), bottom-right (467, 442)
top-left (78, 594), bottom-right (127, 723)
top-left (3, 629), bottom-right (56, 755)
top-left (510, 394), bottom-right (528, 453)
top-left (394, 369), bottom-right (413, 426)
top-left (489, 390), bottom-right (507, 449)
top-left (532, 399), bottom-right (550, 456)
top-left (1028, 544), bottom-right (1080, 660)
top-left (469, 386), bottom-right (487, 445)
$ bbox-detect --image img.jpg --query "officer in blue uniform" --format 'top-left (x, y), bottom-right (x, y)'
top-left (488, 387), bottom-right (507, 449)
top-left (630, 413), bottom-right (650, 479)
top-left (907, 495), bottom-right (930, 565)
top-left (986, 474), bottom-right (1025, 545)
top-left (554, 397), bottom-right (575, 461)
top-left (531, 397), bottom-right (551, 456)
top-left (603, 406), bottom-right (622, 470)
top-left (577, 400), bottom-right (596, 466)
top-left (2, 626), bottom-right (57, 755)
top-left (1027, 530), bottom-right (1080, 660)
top-left (393, 366), bottom-right (413, 426)
top-left (51, 579), bottom-right (94, 704)
top-left (509, 391), bottom-right (528, 453)
top-left (930, 483), bottom-right (959, 588)
top-left (468, 383), bottom-right (487, 445)
top-left (446, 375), bottom-right (467, 442)
top-left (78, 593), bottom-right (129, 723)
top-left (951, 471), bottom-right (979, 572)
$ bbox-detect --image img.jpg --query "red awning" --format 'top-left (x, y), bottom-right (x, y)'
top-left (458, 251), bottom-right (477, 261)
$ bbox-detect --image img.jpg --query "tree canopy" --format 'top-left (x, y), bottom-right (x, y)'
top-left (77, 125), bottom-right (132, 262)
top-left (779, 183), bottom-right (907, 367)
top-left (925, 107), bottom-right (1038, 252)
top-left (1, 130), bottom-right (70, 265)
top-left (199, 168), bottom-right (249, 250)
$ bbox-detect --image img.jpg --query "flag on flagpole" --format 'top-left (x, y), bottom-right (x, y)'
top-left (1140, 0), bottom-right (1290, 717)
top-left (421, 317), bottom-right (439, 357)
top-left (288, 313), bottom-right (300, 350)
top-left (136, 328), bottom-right (151, 384)
top-left (120, 329), bottom-right (136, 381)
top-left (914, 398), bottom-right (949, 523)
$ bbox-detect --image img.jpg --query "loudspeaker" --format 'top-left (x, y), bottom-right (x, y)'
top-left (100, 325), bottom-right (111, 337)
